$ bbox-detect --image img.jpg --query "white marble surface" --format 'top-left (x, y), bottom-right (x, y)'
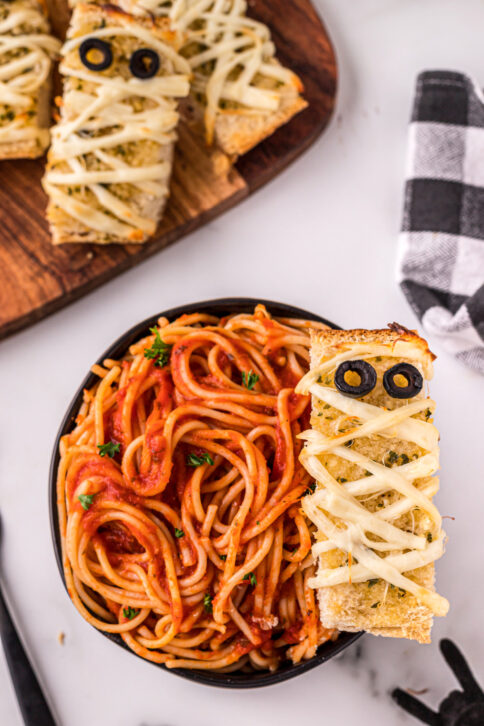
top-left (1, 0), bottom-right (484, 723)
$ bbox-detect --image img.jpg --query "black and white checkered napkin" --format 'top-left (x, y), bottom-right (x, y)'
top-left (398, 70), bottom-right (484, 374)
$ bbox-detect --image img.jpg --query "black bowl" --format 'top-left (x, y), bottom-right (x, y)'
top-left (49, 298), bottom-right (362, 688)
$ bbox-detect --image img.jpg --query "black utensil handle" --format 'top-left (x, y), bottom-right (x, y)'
top-left (0, 586), bottom-right (57, 726)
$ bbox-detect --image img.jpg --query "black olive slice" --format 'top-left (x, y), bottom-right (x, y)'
top-left (334, 360), bottom-right (377, 398)
top-left (383, 363), bottom-right (423, 399)
top-left (129, 48), bottom-right (160, 79)
top-left (79, 38), bottom-right (113, 72)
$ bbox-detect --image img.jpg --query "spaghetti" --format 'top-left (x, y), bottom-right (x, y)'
top-left (57, 304), bottom-right (337, 671)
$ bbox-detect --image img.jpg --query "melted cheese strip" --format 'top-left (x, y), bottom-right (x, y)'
top-left (117, 0), bottom-right (302, 144)
top-left (0, 1), bottom-right (60, 146)
top-left (298, 343), bottom-right (449, 618)
top-left (43, 15), bottom-right (190, 241)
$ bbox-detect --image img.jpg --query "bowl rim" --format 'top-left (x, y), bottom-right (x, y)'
top-left (49, 297), bottom-right (362, 689)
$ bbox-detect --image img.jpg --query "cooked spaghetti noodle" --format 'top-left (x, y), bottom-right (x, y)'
top-left (57, 304), bottom-right (337, 671)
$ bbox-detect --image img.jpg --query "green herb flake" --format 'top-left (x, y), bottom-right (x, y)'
top-left (97, 441), bottom-right (120, 458)
top-left (344, 440), bottom-right (354, 448)
top-left (368, 579), bottom-right (379, 587)
top-left (303, 482), bottom-right (317, 497)
top-left (78, 493), bottom-right (94, 511)
top-left (203, 593), bottom-right (213, 613)
top-left (425, 408), bottom-right (432, 420)
top-left (370, 601), bottom-right (380, 609)
top-left (144, 327), bottom-right (172, 368)
top-left (364, 470), bottom-right (372, 477)
top-left (219, 554), bottom-right (227, 561)
top-left (387, 450), bottom-right (399, 465)
top-left (187, 452), bottom-right (214, 467)
top-left (174, 528), bottom-right (185, 538)
top-left (122, 606), bottom-right (139, 620)
top-left (243, 572), bottom-right (257, 587)
top-left (323, 403), bottom-right (330, 409)
top-left (241, 370), bottom-right (259, 390)
top-left (427, 532), bottom-right (433, 543)
top-left (336, 477), bottom-right (347, 483)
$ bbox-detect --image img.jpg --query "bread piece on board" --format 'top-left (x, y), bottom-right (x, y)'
top-left (296, 325), bottom-right (449, 644)
top-left (109, 0), bottom-right (307, 158)
top-left (0, 0), bottom-right (60, 159)
top-left (42, 3), bottom-right (190, 244)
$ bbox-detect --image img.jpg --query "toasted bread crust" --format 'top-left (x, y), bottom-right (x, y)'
top-left (213, 92), bottom-right (307, 157)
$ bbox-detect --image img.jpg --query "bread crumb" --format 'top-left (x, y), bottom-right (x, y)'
top-left (58, 632), bottom-right (65, 645)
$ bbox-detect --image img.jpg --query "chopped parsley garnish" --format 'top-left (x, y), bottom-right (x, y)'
top-left (144, 327), bottom-right (172, 368)
top-left (122, 607), bottom-right (139, 620)
top-left (323, 403), bottom-right (330, 409)
top-left (425, 408), bottom-right (432, 420)
top-left (344, 440), bottom-right (354, 448)
top-left (387, 450), bottom-right (399, 465)
top-left (97, 441), bottom-right (120, 458)
top-left (427, 532), bottom-right (433, 543)
top-left (370, 601), bottom-right (380, 609)
top-left (78, 494), bottom-right (94, 511)
top-left (241, 370), bottom-right (259, 390)
top-left (303, 482), bottom-right (317, 496)
top-left (187, 452), bottom-right (214, 467)
top-left (336, 477), bottom-right (347, 483)
top-left (203, 593), bottom-right (213, 613)
top-left (243, 572), bottom-right (257, 587)
top-left (364, 470), bottom-right (372, 477)
top-left (174, 528), bottom-right (185, 538)
top-left (368, 579), bottom-right (379, 587)
top-left (219, 554), bottom-right (227, 561)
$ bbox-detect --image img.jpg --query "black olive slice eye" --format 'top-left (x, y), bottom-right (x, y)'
top-left (334, 360), bottom-right (377, 398)
top-left (383, 363), bottom-right (423, 399)
top-left (129, 48), bottom-right (160, 79)
top-left (79, 38), bottom-right (113, 72)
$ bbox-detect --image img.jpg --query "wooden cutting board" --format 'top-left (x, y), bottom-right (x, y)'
top-left (0, 0), bottom-right (337, 340)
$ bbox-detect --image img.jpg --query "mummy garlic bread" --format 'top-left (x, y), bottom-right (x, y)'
top-left (110, 0), bottom-right (307, 157)
top-left (42, 3), bottom-right (190, 244)
top-left (296, 325), bottom-right (449, 644)
top-left (0, 0), bottom-right (60, 159)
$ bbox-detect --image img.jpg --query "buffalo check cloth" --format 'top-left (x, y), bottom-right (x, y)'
top-left (398, 70), bottom-right (484, 374)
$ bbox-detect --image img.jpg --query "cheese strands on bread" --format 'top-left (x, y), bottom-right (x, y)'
top-left (295, 326), bottom-right (449, 644)
top-left (0, 0), bottom-right (60, 159)
top-left (114, 0), bottom-right (307, 157)
top-left (43, 3), bottom-right (190, 244)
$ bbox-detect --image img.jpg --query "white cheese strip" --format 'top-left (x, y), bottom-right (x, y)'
top-left (307, 384), bottom-right (438, 451)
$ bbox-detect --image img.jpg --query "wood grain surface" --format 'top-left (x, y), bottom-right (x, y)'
top-left (0, 0), bottom-right (337, 340)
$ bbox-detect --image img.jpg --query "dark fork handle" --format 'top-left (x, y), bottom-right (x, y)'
top-left (0, 584), bottom-right (57, 726)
